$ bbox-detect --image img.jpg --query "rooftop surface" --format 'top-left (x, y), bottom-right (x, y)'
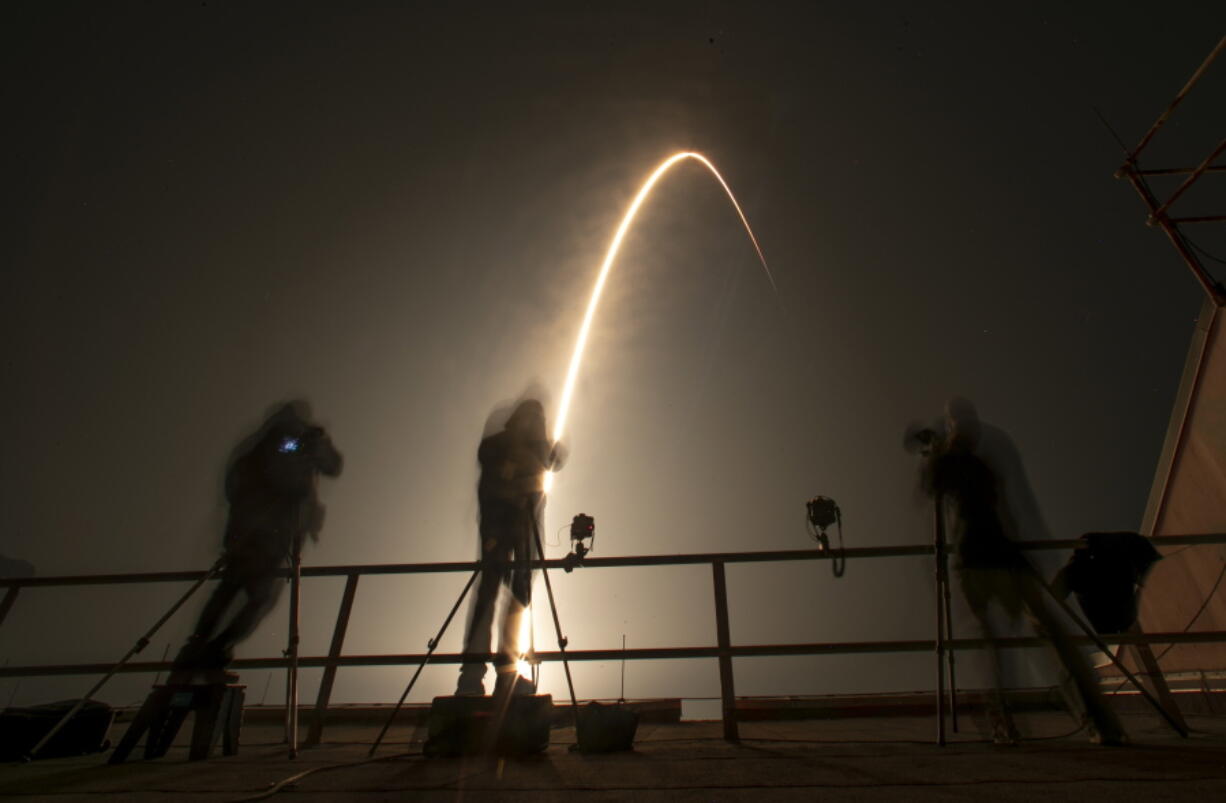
top-left (3, 703), bottom-right (1226, 801)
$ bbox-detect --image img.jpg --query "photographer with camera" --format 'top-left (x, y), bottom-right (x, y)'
top-left (910, 397), bottom-right (1125, 746)
top-left (456, 398), bottom-right (563, 698)
top-left (170, 401), bottom-right (342, 681)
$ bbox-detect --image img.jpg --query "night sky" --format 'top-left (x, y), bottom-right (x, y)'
top-left (4, 3), bottom-right (1224, 708)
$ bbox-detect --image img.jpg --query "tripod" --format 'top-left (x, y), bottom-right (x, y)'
top-left (285, 540), bottom-right (302, 758)
top-left (933, 492), bottom-right (958, 745)
top-left (934, 501), bottom-right (1187, 741)
top-left (27, 557), bottom-right (226, 760)
top-left (1036, 572), bottom-right (1187, 737)
top-left (370, 499), bottom-right (580, 756)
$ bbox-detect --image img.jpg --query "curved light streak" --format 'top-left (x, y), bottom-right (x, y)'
top-left (516, 607), bottom-right (533, 679)
top-left (544, 152), bottom-right (774, 492)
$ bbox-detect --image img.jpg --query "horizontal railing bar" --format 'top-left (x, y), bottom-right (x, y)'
top-left (1166, 215), bottom-right (1226, 224)
top-left (5, 533), bottom-right (1225, 588)
top-left (5, 631), bottom-right (1224, 678)
top-left (1137, 165), bottom-right (1226, 176)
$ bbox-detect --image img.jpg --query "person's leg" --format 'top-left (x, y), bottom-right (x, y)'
top-left (961, 567), bottom-right (1019, 744)
top-left (494, 507), bottom-right (535, 694)
top-left (205, 557), bottom-right (284, 667)
top-left (458, 519), bottom-right (512, 695)
top-left (1019, 572), bottom-right (1126, 743)
top-left (457, 565), bottom-right (503, 694)
top-left (496, 598), bottom-right (524, 681)
top-left (173, 574), bottom-right (241, 670)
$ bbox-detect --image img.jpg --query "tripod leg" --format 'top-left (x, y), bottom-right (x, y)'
top-left (285, 544), bottom-right (302, 758)
top-left (1038, 578), bottom-right (1187, 737)
top-left (933, 493), bottom-right (946, 746)
top-left (108, 689), bottom-right (162, 764)
top-left (28, 558), bottom-right (226, 760)
top-left (942, 557), bottom-right (959, 733)
top-left (368, 567), bottom-right (482, 757)
top-left (529, 515), bottom-right (581, 732)
top-left (1129, 632), bottom-right (1188, 732)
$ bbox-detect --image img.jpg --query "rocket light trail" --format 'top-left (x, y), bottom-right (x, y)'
top-left (543, 151), bottom-right (775, 492)
top-left (516, 607), bottom-right (533, 679)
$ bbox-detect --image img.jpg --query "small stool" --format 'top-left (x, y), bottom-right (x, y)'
top-left (424, 694), bottom-right (553, 757)
top-left (109, 682), bottom-right (244, 763)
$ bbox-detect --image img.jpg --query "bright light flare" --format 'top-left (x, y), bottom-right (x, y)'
top-left (544, 152), bottom-right (774, 493)
top-left (515, 604), bottom-right (533, 680)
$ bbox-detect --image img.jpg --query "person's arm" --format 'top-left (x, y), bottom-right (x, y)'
top-left (307, 427), bottom-right (343, 477)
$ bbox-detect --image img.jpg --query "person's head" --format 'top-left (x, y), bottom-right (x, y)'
top-left (506, 399), bottom-right (546, 440)
top-left (944, 396), bottom-right (981, 452)
top-left (256, 400), bottom-right (341, 473)
top-left (261, 400), bottom-right (310, 446)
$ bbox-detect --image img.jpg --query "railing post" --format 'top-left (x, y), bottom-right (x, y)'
top-left (306, 572), bottom-right (360, 746)
top-left (711, 561), bottom-right (739, 742)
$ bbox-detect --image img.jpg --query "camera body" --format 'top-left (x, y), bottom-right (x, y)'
top-left (806, 496), bottom-right (840, 533)
top-left (271, 426), bottom-right (342, 477)
top-left (903, 422), bottom-right (941, 456)
top-left (564, 513), bottom-right (596, 572)
top-left (570, 513), bottom-right (595, 543)
top-left (805, 496), bottom-right (846, 577)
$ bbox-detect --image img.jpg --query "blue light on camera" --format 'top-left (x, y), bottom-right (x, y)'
top-left (278, 436), bottom-right (301, 454)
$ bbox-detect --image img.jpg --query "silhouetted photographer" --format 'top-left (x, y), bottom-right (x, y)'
top-left (171, 401), bottom-right (342, 681)
top-left (910, 398), bottom-right (1126, 746)
top-left (457, 399), bottom-right (563, 698)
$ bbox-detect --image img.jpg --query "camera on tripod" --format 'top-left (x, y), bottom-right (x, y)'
top-left (805, 496), bottom-right (846, 578)
top-left (563, 513), bottom-right (595, 573)
top-left (806, 496), bottom-right (839, 538)
top-left (903, 423), bottom-right (941, 456)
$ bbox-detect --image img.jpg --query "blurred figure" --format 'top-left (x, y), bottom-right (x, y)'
top-left (907, 400), bottom-right (1053, 558)
top-left (912, 397), bottom-right (1125, 745)
top-left (171, 401), bottom-right (342, 681)
top-left (457, 399), bottom-right (563, 697)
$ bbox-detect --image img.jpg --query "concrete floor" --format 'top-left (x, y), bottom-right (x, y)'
top-left (3, 708), bottom-right (1225, 801)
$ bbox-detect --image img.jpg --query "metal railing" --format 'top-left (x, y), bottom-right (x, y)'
top-left (3, 532), bottom-right (1225, 746)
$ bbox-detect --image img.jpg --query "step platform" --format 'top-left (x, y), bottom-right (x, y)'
top-left (109, 682), bottom-right (245, 763)
top-left (424, 694), bottom-right (553, 757)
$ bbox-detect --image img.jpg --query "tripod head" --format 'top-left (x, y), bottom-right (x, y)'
top-left (805, 496), bottom-right (846, 578)
top-left (564, 513), bottom-right (595, 573)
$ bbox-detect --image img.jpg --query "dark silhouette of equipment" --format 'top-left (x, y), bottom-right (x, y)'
top-left (805, 496), bottom-right (845, 578)
top-left (0, 700), bottom-right (114, 761)
top-left (108, 683), bottom-right (244, 763)
top-left (574, 700), bottom-right (639, 752)
top-left (370, 506), bottom-right (584, 757)
top-left (912, 402), bottom-right (1187, 743)
top-left (574, 630), bottom-right (639, 752)
top-left (23, 558), bottom-right (226, 760)
top-left (564, 513), bottom-right (595, 572)
top-left (423, 694), bottom-right (552, 757)
top-left (1056, 532), bottom-right (1163, 635)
